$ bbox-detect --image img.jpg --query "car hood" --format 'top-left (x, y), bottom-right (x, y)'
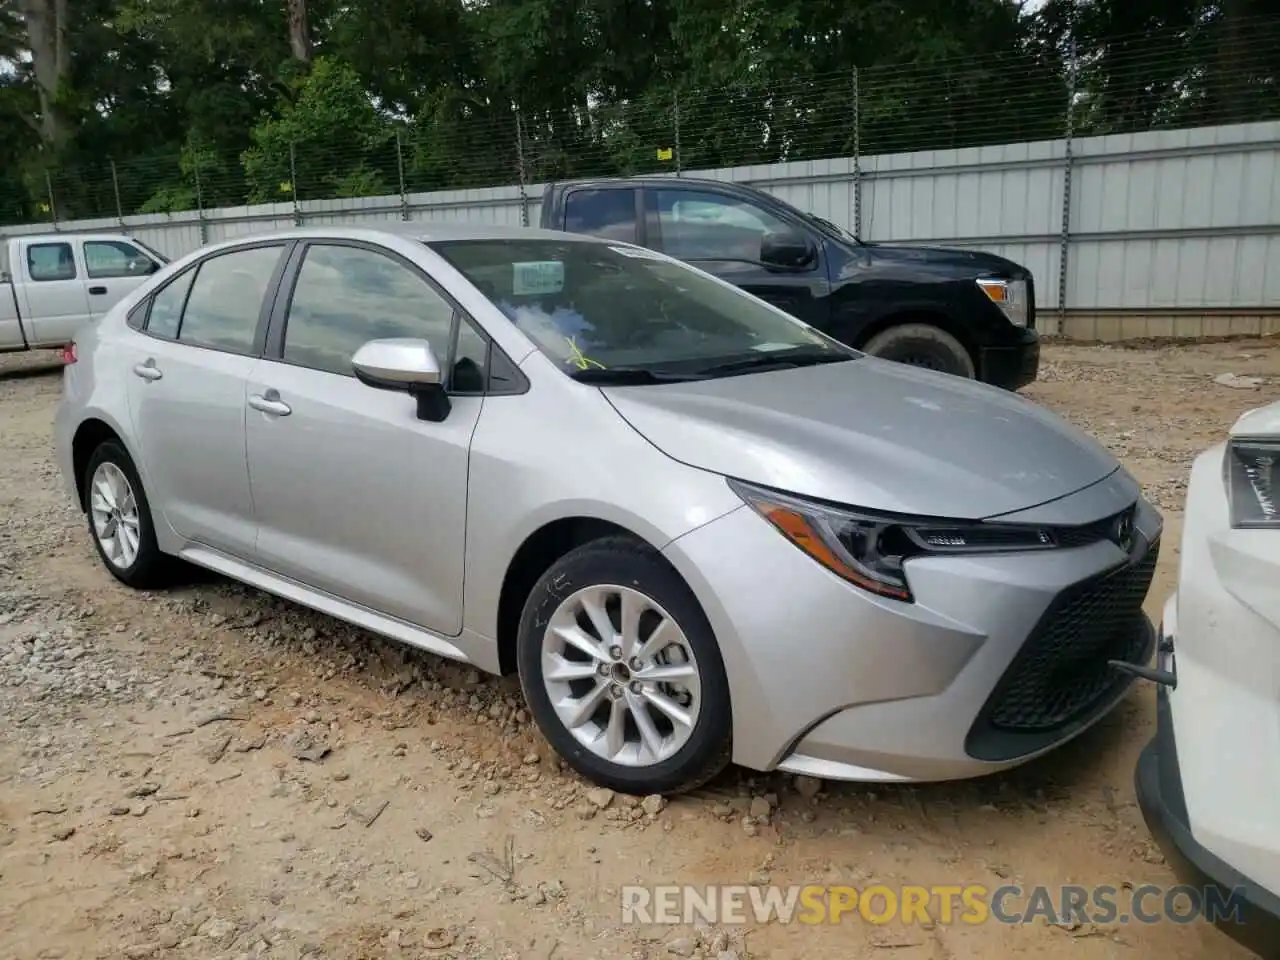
top-left (602, 357), bottom-right (1121, 520)
top-left (864, 243), bottom-right (1029, 279)
top-left (1229, 399), bottom-right (1280, 439)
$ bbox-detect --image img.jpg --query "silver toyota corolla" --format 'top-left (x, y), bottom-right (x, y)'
top-left (54, 223), bottom-right (1162, 795)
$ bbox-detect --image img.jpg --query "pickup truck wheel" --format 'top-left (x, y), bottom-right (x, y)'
top-left (861, 323), bottom-right (976, 379)
top-left (516, 536), bottom-right (733, 796)
top-left (84, 441), bottom-right (170, 589)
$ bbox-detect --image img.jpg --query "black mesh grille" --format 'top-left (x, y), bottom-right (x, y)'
top-left (1053, 505), bottom-right (1135, 549)
top-left (966, 538), bottom-right (1159, 761)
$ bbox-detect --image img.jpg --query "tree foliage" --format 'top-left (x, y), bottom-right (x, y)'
top-left (0, 0), bottom-right (1275, 223)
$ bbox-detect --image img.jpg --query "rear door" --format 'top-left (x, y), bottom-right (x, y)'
top-left (82, 238), bottom-right (163, 318)
top-left (123, 241), bottom-right (289, 558)
top-left (17, 238), bottom-right (92, 347)
top-left (642, 185), bottom-right (831, 326)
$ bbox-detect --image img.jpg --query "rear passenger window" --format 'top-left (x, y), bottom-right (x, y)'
top-left (178, 245), bottom-right (283, 353)
top-left (146, 271), bottom-right (195, 339)
top-left (27, 243), bottom-right (76, 281)
top-left (563, 189), bottom-right (638, 243)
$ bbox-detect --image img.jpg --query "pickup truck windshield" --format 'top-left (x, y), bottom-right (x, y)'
top-left (428, 238), bottom-right (852, 380)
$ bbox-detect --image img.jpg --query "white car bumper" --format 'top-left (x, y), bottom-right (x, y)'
top-left (1135, 441), bottom-right (1280, 955)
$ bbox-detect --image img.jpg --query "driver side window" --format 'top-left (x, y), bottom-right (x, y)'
top-left (84, 240), bottom-right (157, 279)
top-left (281, 244), bottom-right (456, 378)
top-left (649, 189), bottom-right (793, 262)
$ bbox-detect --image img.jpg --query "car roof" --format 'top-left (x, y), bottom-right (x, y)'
top-left (548, 175), bottom-right (756, 192)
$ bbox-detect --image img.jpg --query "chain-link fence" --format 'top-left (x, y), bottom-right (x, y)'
top-left (18, 14), bottom-right (1280, 228)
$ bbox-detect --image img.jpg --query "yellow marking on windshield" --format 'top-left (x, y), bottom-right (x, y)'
top-left (565, 336), bottom-right (606, 371)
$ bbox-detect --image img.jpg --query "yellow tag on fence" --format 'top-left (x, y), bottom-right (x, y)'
top-left (656, 147), bottom-right (673, 161)
top-left (278, 181), bottom-right (292, 194)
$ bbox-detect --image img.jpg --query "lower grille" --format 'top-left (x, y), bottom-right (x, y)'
top-left (966, 538), bottom-right (1159, 760)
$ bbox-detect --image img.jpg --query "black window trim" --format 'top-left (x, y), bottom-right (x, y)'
top-left (562, 185), bottom-right (645, 246)
top-left (135, 239), bottom-right (295, 359)
top-left (642, 184), bottom-right (822, 273)
top-left (25, 240), bottom-right (78, 283)
top-left (261, 237), bottom-right (528, 398)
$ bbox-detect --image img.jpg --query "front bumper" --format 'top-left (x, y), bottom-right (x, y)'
top-left (1132, 441), bottom-right (1280, 957)
top-left (980, 328), bottom-right (1040, 391)
top-left (662, 481), bottom-right (1162, 781)
top-left (1136, 684), bottom-right (1280, 958)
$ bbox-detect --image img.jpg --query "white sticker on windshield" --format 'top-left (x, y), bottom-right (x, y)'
top-left (608, 245), bottom-right (666, 261)
top-left (752, 342), bottom-right (798, 352)
top-left (512, 260), bottom-right (564, 296)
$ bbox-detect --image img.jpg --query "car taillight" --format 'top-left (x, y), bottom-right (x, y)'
top-left (61, 343), bottom-right (77, 363)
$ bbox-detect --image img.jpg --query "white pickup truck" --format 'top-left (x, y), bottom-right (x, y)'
top-left (1, 232), bottom-right (169, 352)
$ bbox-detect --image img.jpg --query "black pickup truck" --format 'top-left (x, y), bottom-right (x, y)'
top-left (538, 176), bottom-right (1040, 389)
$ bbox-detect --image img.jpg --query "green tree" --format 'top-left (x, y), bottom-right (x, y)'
top-left (242, 56), bottom-right (396, 203)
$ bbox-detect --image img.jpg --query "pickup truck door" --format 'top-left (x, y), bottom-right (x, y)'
top-left (16, 238), bottom-right (92, 348)
top-left (82, 238), bottom-right (163, 319)
top-left (642, 186), bottom-right (831, 327)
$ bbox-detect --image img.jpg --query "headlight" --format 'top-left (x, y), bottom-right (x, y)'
top-left (729, 479), bottom-right (1056, 602)
top-left (977, 277), bottom-right (1028, 327)
top-left (1226, 439), bottom-right (1278, 528)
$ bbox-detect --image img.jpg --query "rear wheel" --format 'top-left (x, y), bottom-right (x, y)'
top-left (862, 322), bottom-right (976, 379)
top-left (83, 441), bottom-right (171, 589)
top-left (516, 537), bottom-right (732, 795)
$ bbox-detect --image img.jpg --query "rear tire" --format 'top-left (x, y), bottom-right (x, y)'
top-left (516, 536), bottom-right (732, 796)
top-left (862, 322), bottom-right (976, 379)
top-left (83, 441), bottom-right (172, 589)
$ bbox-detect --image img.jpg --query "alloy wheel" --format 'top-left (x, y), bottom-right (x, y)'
top-left (89, 461), bottom-right (141, 569)
top-left (540, 584), bottom-right (702, 767)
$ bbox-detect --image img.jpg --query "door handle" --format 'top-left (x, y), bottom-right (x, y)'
top-left (89, 285), bottom-right (107, 295)
top-left (132, 362), bottom-right (162, 381)
top-left (248, 393), bottom-right (292, 417)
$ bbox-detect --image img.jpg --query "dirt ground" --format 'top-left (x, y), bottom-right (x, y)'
top-left (1, 339), bottom-right (1278, 960)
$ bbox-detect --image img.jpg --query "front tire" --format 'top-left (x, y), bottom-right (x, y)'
top-left (516, 536), bottom-right (732, 795)
top-left (83, 440), bottom-right (171, 589)
top-left (862, 322), bottom-right (977, 379)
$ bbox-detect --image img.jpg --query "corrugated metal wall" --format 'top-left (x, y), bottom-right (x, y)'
top-left (6, 121), bottom-right (1278, 339)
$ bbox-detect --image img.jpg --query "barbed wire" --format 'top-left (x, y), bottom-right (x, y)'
top-left (18, 14), bottom-right (1280, 228)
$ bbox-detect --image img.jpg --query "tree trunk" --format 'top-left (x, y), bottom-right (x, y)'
top-left (18, 0), bottom-right (70, 149)
top-left (287, 0), bottom-right (312, 63)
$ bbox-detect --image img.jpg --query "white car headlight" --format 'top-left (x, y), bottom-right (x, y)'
top-left (976, 278), bottom-right (1028, 327)
top-left (1225, 439), bottom-right (1279, 528)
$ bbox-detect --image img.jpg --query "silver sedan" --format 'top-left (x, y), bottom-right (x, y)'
top-left (54, 224), bottom-right (1162, 794)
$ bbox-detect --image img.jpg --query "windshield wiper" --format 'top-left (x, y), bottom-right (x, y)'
top-left (570, 367), bottom-right (710, 385)
top-left (692, 349), bottom-right (851, 377)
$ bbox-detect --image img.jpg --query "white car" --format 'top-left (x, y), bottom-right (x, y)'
top-left (1135, 398), bottom-right (1280, 955)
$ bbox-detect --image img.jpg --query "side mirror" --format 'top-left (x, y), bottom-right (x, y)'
top-left (352, 337), bottom-right (450, 422)
top-left (760, 230), bottom-right (815, 270)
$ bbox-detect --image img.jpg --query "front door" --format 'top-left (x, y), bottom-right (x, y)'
top-left (644, 186), bottom-right (831, 327)
top-left (83, 238), bottom-right (163, 318)
top-left (123, 243), bottom-right (286, 557)
top-left (18, 238), bottom-right (91, 347)
top-left (244, 241), bottom-right (481, 636)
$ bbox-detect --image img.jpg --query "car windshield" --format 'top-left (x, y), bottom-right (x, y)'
top-left (428, 238), bottom-right (854, 380)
